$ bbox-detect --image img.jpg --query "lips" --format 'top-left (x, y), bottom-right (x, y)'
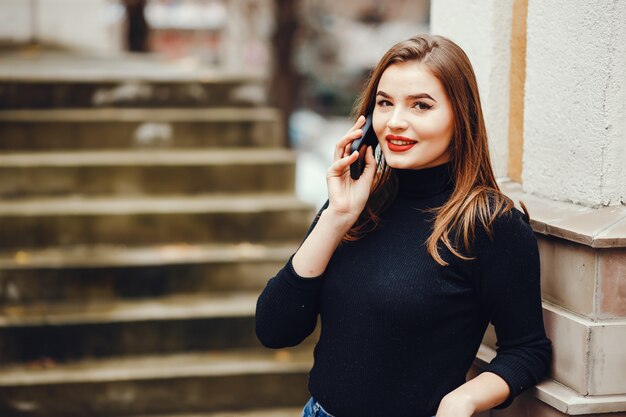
top-left (386, 135), bottom-right (417, 152)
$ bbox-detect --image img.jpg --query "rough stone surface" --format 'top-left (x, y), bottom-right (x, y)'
top-left (523, 0), bottom-right (626, 206)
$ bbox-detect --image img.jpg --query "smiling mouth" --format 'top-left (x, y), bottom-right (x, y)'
top-left (388, 139), bottom-right (416, 145)
top-left (386, 137), bottom-right (417, 152)
top-left (385, 135), bottom-right (417, 152)
top-left (386, 135), bottom-right (417, 146)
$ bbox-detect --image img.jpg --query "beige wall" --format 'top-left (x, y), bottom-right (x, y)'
top-left (523, 0), bottom-right (626, 207)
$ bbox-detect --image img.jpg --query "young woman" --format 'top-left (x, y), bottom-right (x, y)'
top-left (255, 34), bottom-right (552, 417)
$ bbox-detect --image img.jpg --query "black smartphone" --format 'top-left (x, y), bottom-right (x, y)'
top-left (349, 114), bottom-right (379, 180)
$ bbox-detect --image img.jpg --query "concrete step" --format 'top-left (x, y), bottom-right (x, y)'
top-left (0, 149), bottom-right (296, 197)
top-left (0, 80), bottom-right (266, 110)
top-left (0, 242), bottom-right (295, 304)
top-left (0, 346), bottom-right (314, 417)
top-left (0, 108), bottom-right (283, 150)
top-left (0, 292), bottom-right (266, 362)
top-left (0, 193), bottom-right (314, 249)
top-left (0, 50), bottom-right (267, 109)
top-left (0, 80), bottom-right (265, 109)
top-left (128, 408), bottom-right (303, 417)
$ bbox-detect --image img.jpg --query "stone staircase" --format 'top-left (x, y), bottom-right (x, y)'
top-left (0, 51), bottom-right (316, 417)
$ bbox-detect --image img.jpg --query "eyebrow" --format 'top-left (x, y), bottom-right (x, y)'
top-left (376, 90), bottom-right (437, 102)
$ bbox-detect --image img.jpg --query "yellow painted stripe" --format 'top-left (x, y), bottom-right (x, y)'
top-left (508, 0), bottom-right (528, 183)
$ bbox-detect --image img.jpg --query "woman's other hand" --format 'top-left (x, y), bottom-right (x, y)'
top-left (326, 115), bottom-right (377, 224)
top-left (434, 369), bottom-right (511, 417)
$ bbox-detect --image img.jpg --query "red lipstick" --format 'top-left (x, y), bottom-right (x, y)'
top-left (386, 135), bottom-right (417, 152)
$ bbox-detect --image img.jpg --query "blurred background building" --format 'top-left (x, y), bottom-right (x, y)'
top-left (0, 1), bottom-right (624, 417)
top-left (0, 0), bottom-right (428, 110)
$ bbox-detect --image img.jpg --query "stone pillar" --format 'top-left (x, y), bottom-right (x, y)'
top-left (432, 0), bottom-right (626, 416)
top-left (523, 0), bottom-right (626, 207)
top-left (507, 1), bottom-right (626, 415)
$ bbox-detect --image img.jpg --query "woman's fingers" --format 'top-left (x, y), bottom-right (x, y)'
top-left (328, 149), bottom-right (358, 176)
top-left (361, 145), bottom-right (376, 179)
top-left (330, 144), bottom-right (376, 181)
top-left (350, 114), bottom-right (366, 132)
top-left (343, 143), bottom-right (350, 158)
top-left (334, 129), bottom-right (362, 161)
top-left (327, 145), bottom-right (374, 217)
top-left (333, 115), bottom-right (367, 161)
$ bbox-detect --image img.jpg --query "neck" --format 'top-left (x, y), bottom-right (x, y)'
top-left (394, 162), bottom-right (455, 199)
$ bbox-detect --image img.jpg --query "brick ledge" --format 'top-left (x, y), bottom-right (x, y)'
top-left (499, 181), bottom-right (626, 248)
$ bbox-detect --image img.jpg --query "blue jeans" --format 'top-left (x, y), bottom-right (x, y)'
top-left (301, 396), bottom-right (336, 417)
top-left (301, 396), bottom-right (436, 417)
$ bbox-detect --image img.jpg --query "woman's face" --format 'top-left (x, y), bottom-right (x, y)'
top-left (373, 61), bottom-right (455, 170)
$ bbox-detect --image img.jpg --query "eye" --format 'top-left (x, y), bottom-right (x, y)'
top-left (376, 99), bottom-right (392, 107)
top-left (413, 101), bottom-right (433, 110)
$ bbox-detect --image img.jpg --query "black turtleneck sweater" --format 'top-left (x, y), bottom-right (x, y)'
top-left (255, 162), bottom-right (552, 417)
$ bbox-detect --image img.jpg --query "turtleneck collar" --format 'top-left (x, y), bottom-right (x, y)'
top-left (394, 161), bottom-right (455, 199)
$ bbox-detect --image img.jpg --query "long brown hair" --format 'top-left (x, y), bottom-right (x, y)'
top-left (345, 34), bottom-right (520, 266)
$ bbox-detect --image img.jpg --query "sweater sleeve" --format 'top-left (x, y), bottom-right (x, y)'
top-left (255, 200), bottom-right (330, 348)
top-left (475, 208), bottom-right (552, 409)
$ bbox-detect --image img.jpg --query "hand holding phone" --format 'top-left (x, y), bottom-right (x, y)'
top-left (349, 114), bottom-right (379, 180)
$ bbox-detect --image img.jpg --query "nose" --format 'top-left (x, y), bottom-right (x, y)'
top-left (387, 108), bottom-right (409, 130)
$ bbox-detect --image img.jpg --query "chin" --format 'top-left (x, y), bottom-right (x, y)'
top-left (383, 154), bottom-right (421, 170)
top-left (383, 149), bottom-right (451, 170)
top-left (387, 161), bottom-right (419, 170)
